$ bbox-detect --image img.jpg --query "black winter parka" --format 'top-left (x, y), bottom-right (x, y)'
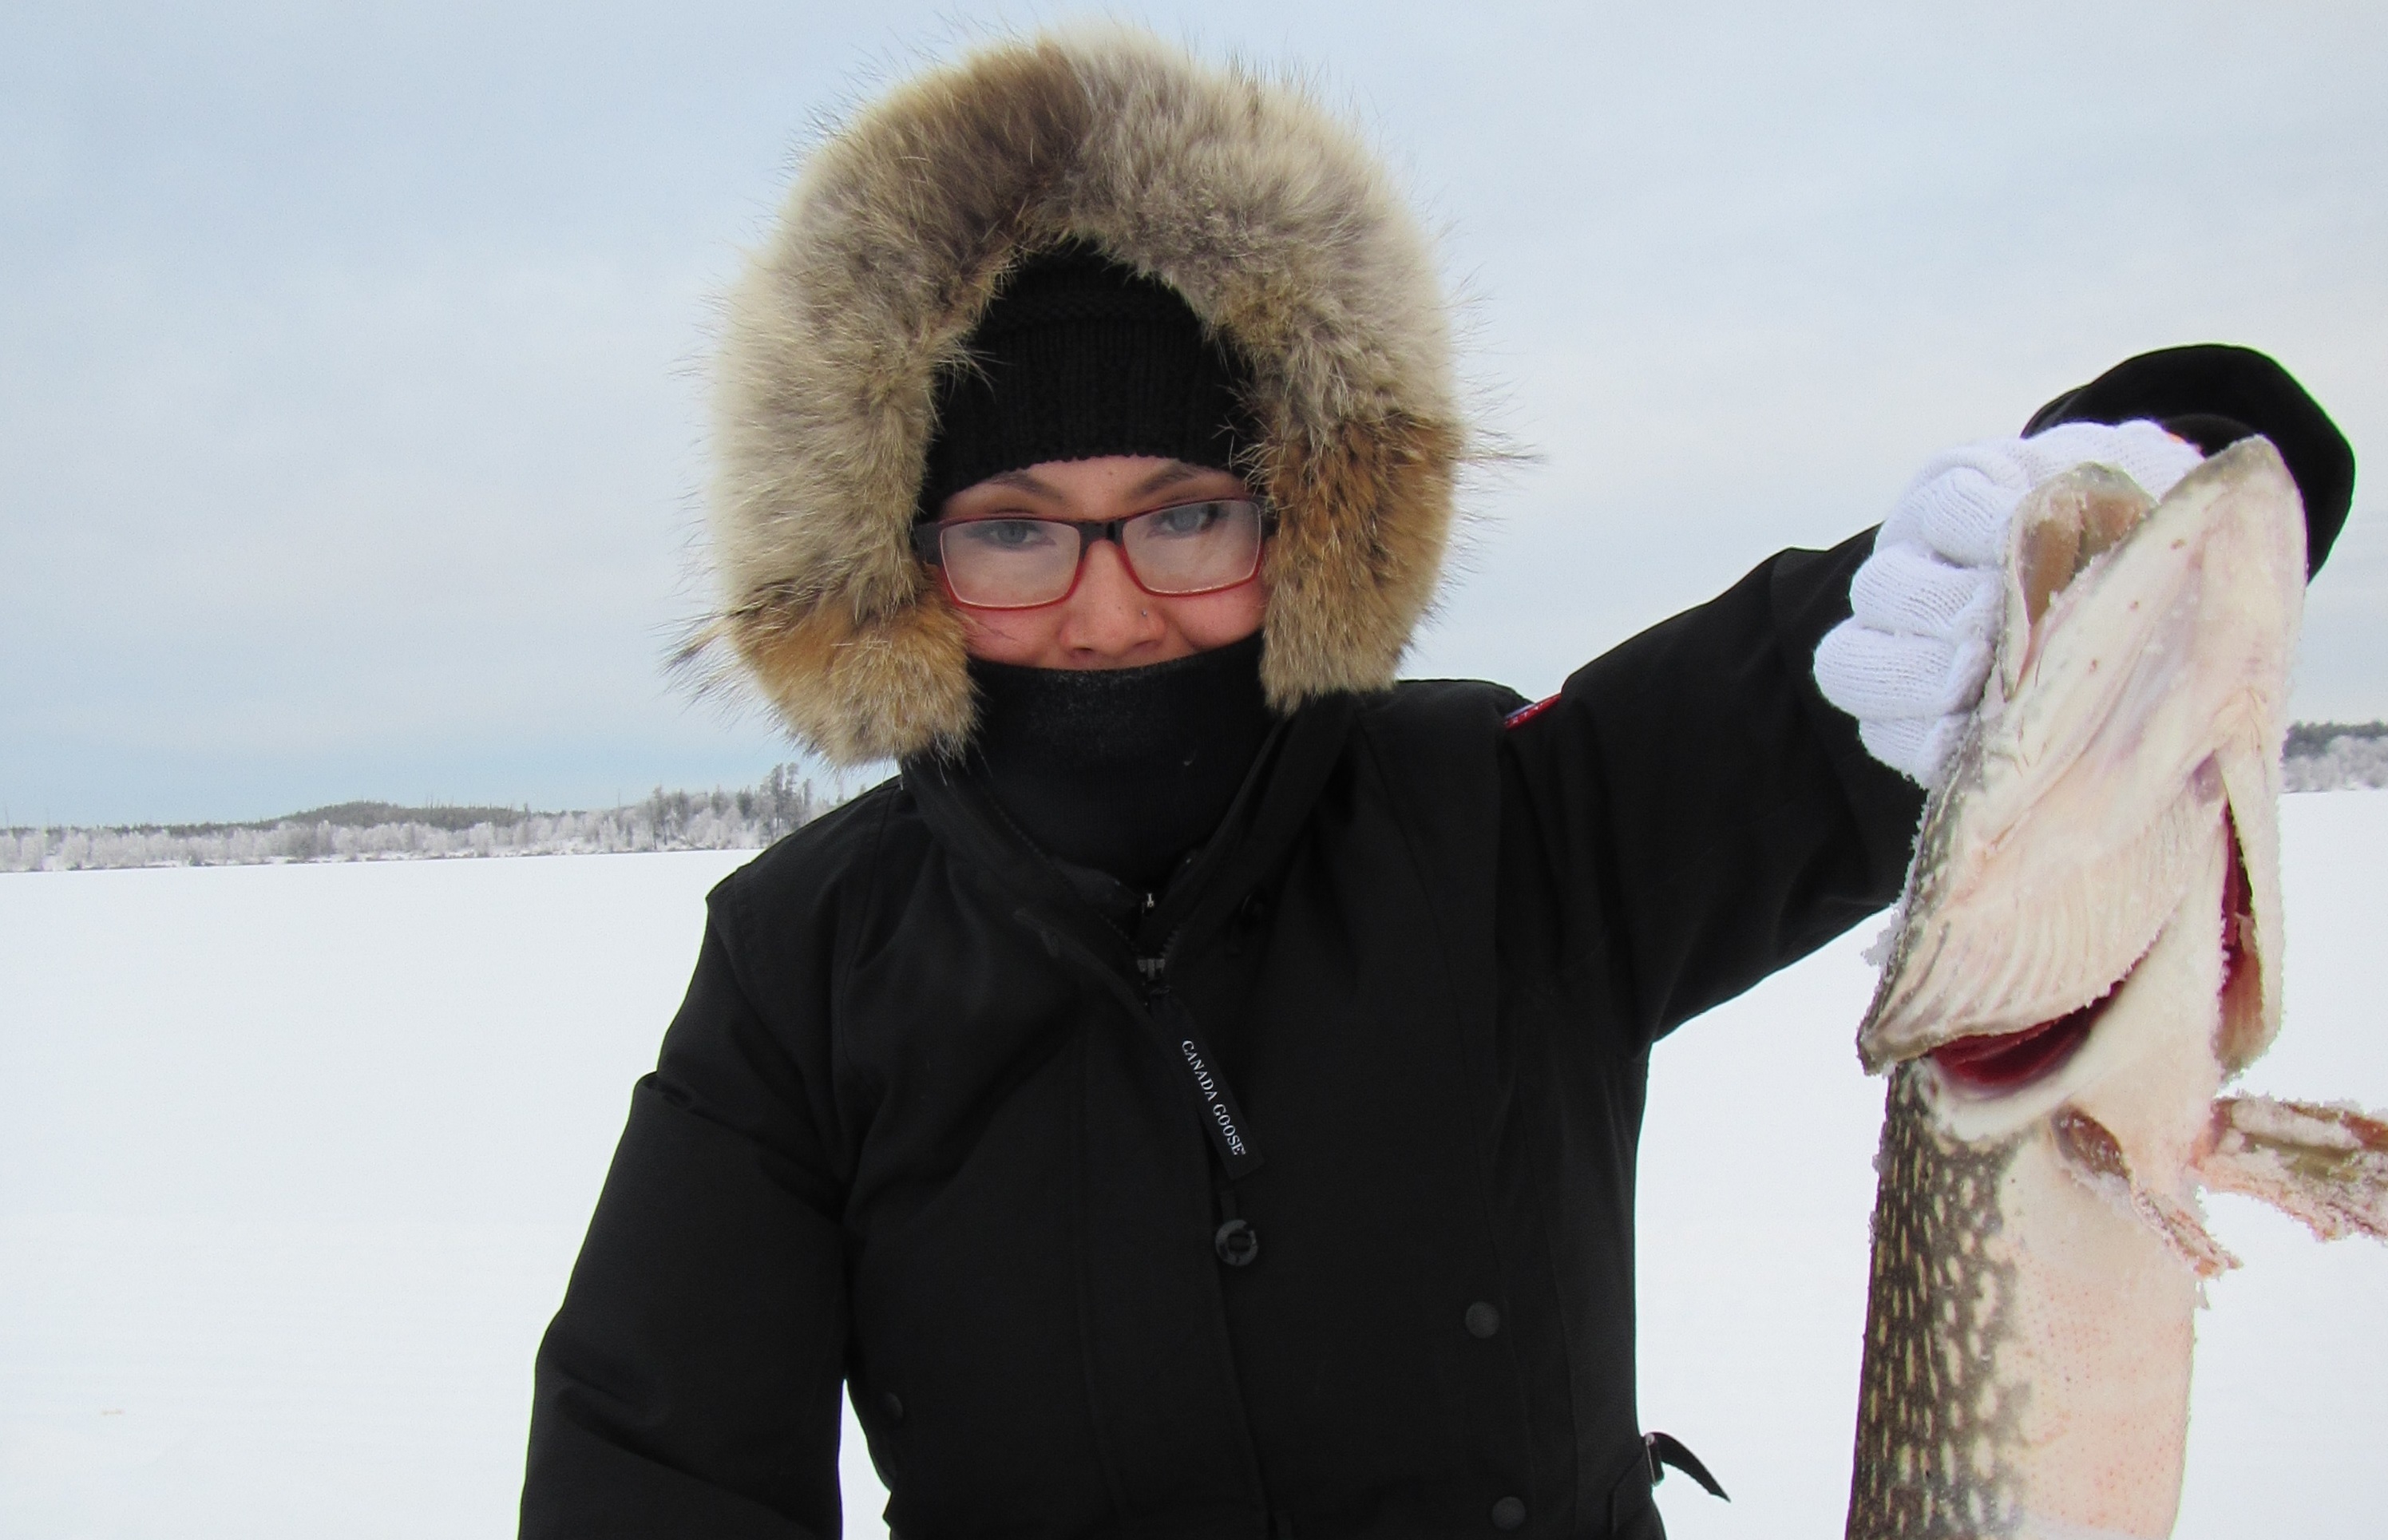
top-left (524, 529), bottom-right (1923, 1540)
top-left (523, 347), bottom-right (2352, 1540)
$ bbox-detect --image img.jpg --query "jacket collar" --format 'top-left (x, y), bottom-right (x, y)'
top-left (904, 692), bottom-right (1362, 979)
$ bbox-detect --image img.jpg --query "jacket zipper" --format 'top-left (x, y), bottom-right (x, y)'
top-left (1017, 909), bottom-right (1261, 1178)
top-left (1135, 948), bottom-right (1264, 1180)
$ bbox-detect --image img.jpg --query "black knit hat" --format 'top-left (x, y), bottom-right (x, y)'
top-left (919, 245), bottom-right (1257, 514)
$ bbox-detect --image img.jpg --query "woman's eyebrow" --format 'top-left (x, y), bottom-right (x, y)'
top-left (1129, 460), bottom-right (1215, 497)
top-left (980, 468), bottom-right (1063, 498)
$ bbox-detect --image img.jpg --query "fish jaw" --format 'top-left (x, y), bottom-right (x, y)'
top-left (1860, 439), bottom-right (2305, 1076)
top-left (1906, 795), bottom-right (2232, 1148)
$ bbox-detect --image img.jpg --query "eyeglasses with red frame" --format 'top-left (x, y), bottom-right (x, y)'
top-left (913, 498), bottom-right (1273, 611)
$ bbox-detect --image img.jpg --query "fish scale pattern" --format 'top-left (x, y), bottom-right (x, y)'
top-left (1847, 1067), bottom-right (2029, 1539)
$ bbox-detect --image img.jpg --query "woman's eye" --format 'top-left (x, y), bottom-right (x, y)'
top-left (954, 519), bottom-right (1055, 551)
top-left (1147, 503), bottom-right (1223, 538)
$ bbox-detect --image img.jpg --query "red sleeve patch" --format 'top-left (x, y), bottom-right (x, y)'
top-left (1503, 694), bottom-right (1559, 730)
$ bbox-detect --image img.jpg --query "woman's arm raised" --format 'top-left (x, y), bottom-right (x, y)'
top-left (1497, 346), bottom-right (2350, 1047)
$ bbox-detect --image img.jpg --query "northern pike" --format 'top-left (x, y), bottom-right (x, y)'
top-left (1843, 440), bottom-right (2388, 1539)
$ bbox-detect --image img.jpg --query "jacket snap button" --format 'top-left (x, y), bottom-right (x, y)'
top-left (1491, 1495), bottom-right (1526, 1530)
top-left (878, 1392), bottom-right (905, 1425)
top-left (1214, 1217), bottom-right (1260, 1267)
top-left (1464, 1301), bottom-right (1502, 1339)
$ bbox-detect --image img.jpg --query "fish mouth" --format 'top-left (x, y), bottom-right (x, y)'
top-left (1928, 985), bottom-right (2114, 1095)
top-left (1918, 817), bottom-right (2256, 1102)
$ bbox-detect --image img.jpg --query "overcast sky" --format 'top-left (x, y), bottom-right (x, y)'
top-left (4, 1), bottom-right (2381, 826)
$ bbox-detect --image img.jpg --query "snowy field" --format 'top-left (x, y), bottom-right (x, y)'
top-left (3, 796), bottom-right (2384, 1538)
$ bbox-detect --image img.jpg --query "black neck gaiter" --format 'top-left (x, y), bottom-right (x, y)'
top-left (968, 633), bottom-right (1275, 895)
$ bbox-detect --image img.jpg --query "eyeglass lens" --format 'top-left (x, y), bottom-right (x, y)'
top-left (938, 501), bottom-right (1265, 609)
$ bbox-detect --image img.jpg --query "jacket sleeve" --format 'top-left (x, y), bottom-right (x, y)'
top-left (521, 877), bottom-right (851, 1540)
top-left (1500, 529), bottom-right (1927, 1046)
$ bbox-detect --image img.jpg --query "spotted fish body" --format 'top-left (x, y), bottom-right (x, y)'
top-left (1843, 441), bottom-right (2388, 1539)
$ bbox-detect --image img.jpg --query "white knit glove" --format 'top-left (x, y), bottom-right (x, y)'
top-left (1814, 420), bottom-right (2204, 788)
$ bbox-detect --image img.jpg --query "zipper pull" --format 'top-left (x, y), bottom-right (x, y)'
top-left (1132, 952), bottom-right (1264, 1179)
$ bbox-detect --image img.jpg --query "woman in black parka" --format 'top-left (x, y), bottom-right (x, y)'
top-left (520, 29), bottom-right (2355, 1540)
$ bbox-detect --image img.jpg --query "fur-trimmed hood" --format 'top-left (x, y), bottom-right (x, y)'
top-left (695, 26), bottom-right (1466, 765)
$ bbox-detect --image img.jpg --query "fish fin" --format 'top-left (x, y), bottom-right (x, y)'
top-left (2197, 1095), bottom-right (2388, 1243)
top-left (2054, 1108), bottom-right (2239, 1277)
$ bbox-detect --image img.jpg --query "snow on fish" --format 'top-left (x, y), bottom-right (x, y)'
top-left (1842, 440), bottom-right (2388, 1539)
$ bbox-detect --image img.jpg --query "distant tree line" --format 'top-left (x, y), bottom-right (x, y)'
top-left (8, 726), bottom-right (2388, 876)
top-left (2, 763), bottom-right (847, 874)
top-left (2281, 722), bottom-right (2388, 794)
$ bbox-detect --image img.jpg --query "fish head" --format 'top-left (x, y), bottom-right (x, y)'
top-left (1857, 438), bottom-right (2307, 1142)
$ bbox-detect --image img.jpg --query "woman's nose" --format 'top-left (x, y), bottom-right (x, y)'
top-left (1059, 541), bottom-right (1165, 658)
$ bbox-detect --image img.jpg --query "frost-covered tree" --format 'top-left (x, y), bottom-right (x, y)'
top-left (0, 762), bottom-right (845, 873)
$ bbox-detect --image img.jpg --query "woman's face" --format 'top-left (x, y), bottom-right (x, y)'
top-left (935, 455), bottom-right (1269, 669)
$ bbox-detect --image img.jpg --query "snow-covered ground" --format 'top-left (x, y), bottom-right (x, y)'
top-left (3, 797), bottom-right (2383, 1537)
